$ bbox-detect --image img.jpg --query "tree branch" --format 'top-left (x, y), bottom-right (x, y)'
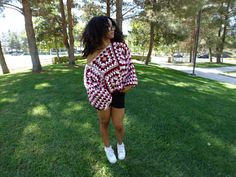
top-left (122, 5), bottom-right (138, 16)
top-left (2, 3), bottom-right (23, 14)
top-left (123, 14), bottom-right (142, 20)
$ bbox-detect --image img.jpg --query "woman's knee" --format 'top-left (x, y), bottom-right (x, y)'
top-left (114, 123), bottom-right (124, 131)
top-left (100, 120), bottom-right (110, 129)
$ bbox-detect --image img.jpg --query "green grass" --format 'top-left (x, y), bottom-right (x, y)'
top-left (221, 72), bottom-right (236, 78)
top-left (160, 62), bottom-right (236, 68)
top-left (195, 62), bottom-right (236, 68)
top-left (1, 63), bottom-right (236, 177)
top-left (175, 62), bottom-right (236, 68)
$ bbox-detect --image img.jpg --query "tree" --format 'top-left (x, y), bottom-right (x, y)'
top-left (192, 9), bottom-right (202, 74)
top-left (200, 6), bottom-right (219, 62)
top-left (129, 0), bottom-right (191, 64)
top-left (197, 0), bottom-right (236, 63)
top-left (81, 2), bottom-right (104, 22)
top-left (8, 32), bottom-right (21, 51)
top-left (67, 0), bottom-right (75, 65)
top-left (22, 0), bottom-right (42, 72)
top-left (59, 0), bottom-right (75, 65)
top-left (1, 0), bottom-right (42, 72)
top-left (106, 0), bottom-right (110, 17)
top-left (0, 40), bottom-right (10, 74)
top-left (143, 0), bottom-right (157, 65)
top-left (34, 14), bottom-right (64, 61)
top-left (116, 0), bottom-right (123, 31)
top-left (128, 20), bottom-right (150, 57)
top-left (214, 0), bottom-right (233, 63)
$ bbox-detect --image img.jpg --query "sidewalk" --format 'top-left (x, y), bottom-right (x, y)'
top-left (150, 57), bottom-right (236, 85)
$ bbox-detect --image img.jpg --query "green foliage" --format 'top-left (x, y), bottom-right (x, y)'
top-left (129, 9), bottom-right (189, 55)
top-left (196, 62), bottom-right (236, 68)
top-left (131, 55), bottom-right (147, 61)
top-left (1, 31), bottom-right (28, 53)
top-left (33, 0), bottom-right (64, 50)
top-left (73, 23), bottom-right (85, 48)
top-left (52, 55), bottom-right (85, 64)
top-left (8, 31), bottom-right (21, 50)
top-left (80, 2), bottom-right (104, 22)
top-left (199, 1), bottom-right (235, 53)
top-left (128, 20), bottom-right (150, 53)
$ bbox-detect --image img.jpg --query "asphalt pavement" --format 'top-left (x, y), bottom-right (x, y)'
top-left (151, 56), bottom-right (236, 85)
top-left (1, 55), bottom-right (236, 85)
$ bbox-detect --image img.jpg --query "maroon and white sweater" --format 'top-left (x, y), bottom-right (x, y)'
top-left (84, 42), bottom-right (138, 110)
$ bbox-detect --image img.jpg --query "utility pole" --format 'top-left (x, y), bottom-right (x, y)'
top-left (191, 9), bottom-right (202, 76)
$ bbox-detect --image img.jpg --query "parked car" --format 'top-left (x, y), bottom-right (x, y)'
top-left (222, 53), bottom-right (231, 58)
top-left (11, 52), bottom-right (24, 56)
top-left (173, 53), bottom-right (183, 58)
top-left (198, 54), bottom-right (209, 58)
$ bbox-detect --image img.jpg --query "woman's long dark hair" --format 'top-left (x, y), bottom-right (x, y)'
top-left (81, 16), bottom-right (124, 58)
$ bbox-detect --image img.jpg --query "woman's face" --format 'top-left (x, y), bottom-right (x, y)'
top-left (105, 19), bottom-right (115, 40)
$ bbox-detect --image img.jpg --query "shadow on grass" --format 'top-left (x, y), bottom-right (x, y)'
top-left (122, 64), bottom-right (236, 177)
top-left (0, 64), bottom-right (236, 177)
top-left (0, 65), bottom-right (110, 177)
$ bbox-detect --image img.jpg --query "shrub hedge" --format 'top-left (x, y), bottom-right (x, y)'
top-left (131, 55), bottom-right (147, 61)
top-left (52, 55), bottom-right (146, 64)
top-left (52, 55), bottom-right (85, 64)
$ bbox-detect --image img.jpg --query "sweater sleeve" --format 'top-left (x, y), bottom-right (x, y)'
top-left (121, 43), bottom-right (138, 87)
top-left (84, 65), bottom-right (112, 110)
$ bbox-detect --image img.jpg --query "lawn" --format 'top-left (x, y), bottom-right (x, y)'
top-left (0, 63), bottom-right (236, 177)
top-left (172, 62), bottom-right (236, 68)
top-left (221, 72), bottom-right (236, 78)
top-left (196, 62), bottom-right (236, 68)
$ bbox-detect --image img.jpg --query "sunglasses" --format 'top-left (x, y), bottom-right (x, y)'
top-left (108, 26), bottom-right (116, 31)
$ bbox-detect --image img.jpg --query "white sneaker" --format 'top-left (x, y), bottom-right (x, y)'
top-left (117, 143), bottom-right (126, 160)
top-left (104, 146), bottom-right (117, 164)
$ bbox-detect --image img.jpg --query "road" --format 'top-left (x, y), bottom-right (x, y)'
top-left (0, 54), bottom-right (54, 74)
top-left (1, 54), bottom-right (236, 75)
top-left (151, 56), bottom-right (236, 85)
top-left (151, 56), bottom-right (236, 64)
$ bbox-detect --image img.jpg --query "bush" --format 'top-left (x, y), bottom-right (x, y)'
top-left (53, 55), bottom-right (146, 64)
top-left (131, 55), bottom-right (147, 61)
top-left (52, 55), bottom-right (85, 64)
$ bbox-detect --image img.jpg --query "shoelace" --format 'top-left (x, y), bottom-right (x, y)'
top-left (118, 145), bottom-right (124, 153)
top-left (107, 148), bottom-right (115, 157)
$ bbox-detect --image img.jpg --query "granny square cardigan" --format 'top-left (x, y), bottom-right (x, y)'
top-left (84, 42), bottom-right (138, 110)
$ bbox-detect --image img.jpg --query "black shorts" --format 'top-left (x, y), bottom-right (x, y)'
top-left (110, 92), bottom-right (125, 109)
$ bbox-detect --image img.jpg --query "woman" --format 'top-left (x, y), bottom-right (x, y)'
top-left (82, 16), bottom-right (138, 164)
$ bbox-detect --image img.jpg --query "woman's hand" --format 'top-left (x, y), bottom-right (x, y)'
top-left (121, 86), bottom-right (132, 93)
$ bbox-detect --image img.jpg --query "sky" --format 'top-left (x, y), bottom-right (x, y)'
top-left (0, 5), bottom-right (131, 37)
top-left (0, 8), bottom-right (25, 34)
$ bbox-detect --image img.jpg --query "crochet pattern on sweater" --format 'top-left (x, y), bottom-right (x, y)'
top-left (84, 42), bottom-right (138, 110)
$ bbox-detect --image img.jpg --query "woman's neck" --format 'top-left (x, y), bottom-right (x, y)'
top-left (101, 39), bottom-right (111, 49)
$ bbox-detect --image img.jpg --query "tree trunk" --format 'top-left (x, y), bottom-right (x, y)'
top-left (189, 47), bottom-right (193, 63)
top-left (145, 22), bottom-right (155, 65)
top-left (192, 9), bottom-right (202, 75)
top-left (0, 41), bottom-right (10, 74)
top-left (209, 47), bottom-right (212, 62)
top-left (106, 0), bottom-right (110, 17)
top-left (116, 0), bottom-right (123, 31)
top-left (218, 1), bottom-right (230, 64)
top-left (56, 48), bottom-right (61, 63)
top-left (216, 26), bottom-right (222, 63)
top-left (190, 21), bottom-right (195, 63)
top-left (59, 0), bottom-right (70, 59)
top-left (22, 0), bottom-right (42, 72)
top-left (215, 1), bottom-right (230, 63)
top-left (67, 0), bottom-right (75, 65)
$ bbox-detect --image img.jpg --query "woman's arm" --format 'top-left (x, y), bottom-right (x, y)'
top-left (84, 65), bottom-right (112, 110)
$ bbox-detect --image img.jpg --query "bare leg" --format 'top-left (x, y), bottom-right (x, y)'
top-left (111, 107), bottom-right (125, 144)
top-left (97, 108), bottom-right (111, 147)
